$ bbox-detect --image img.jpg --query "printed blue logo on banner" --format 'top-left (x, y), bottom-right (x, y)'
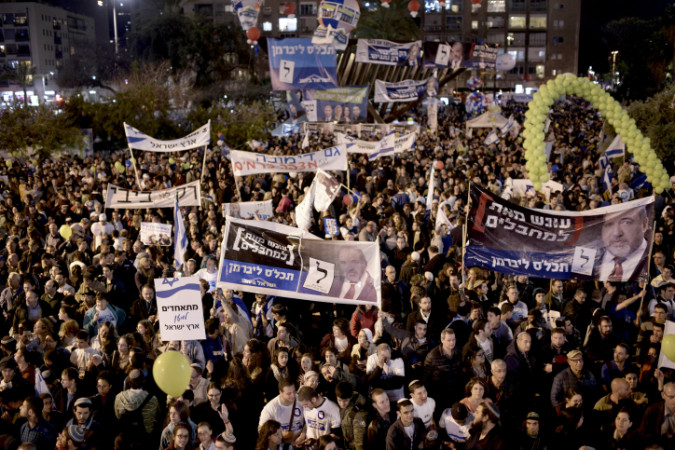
top-left (268, 38), bottom-right (338, 91)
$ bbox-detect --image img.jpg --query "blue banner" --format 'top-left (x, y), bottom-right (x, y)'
top-left (355, 39), bottom-right (422, 66)
top-left (268, 38), bottom-right (338, 91)
top-left (466, 185), bottom-right (655, 282)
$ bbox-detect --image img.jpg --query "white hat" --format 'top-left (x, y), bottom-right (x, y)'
top-left (411, 251), bottom-right (421, 262)
top-left (99, 213), bottom-right (107, 221)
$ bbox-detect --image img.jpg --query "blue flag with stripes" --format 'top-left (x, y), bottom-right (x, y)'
top-left (174, 199), bottom-right (188, 270)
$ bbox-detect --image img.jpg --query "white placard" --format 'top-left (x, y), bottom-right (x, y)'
top-left (155, 277), bottom-right (206, 341)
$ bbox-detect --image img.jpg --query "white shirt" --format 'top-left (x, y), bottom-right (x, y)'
top-left (195, 268), bottom-right (218, 293)
top-left (303, 398), bottom-right (341, 440)
top-left (412, 397), bottom-right (436, 428)
top-left (259, 395), bottom-right (305, 433)
top-left (439, 408), bottom-right (473, 442)
top-left (365, 354), bottom-right (405, 402)
top-left (599, 239), bottom-right (648, 281)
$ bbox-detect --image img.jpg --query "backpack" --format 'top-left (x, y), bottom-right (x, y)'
top-left (118, 392), bottom-right (154, 435)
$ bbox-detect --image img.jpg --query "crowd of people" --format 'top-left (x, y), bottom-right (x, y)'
top-left (0, 96), bottom-right (672, 450)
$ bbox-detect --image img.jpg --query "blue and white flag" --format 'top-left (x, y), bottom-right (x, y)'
top-left (499, 115), bottom-right (515, 137)
top-left (368, 132), bottom-right (416, 161)
top-left (484, 130), bottom-right (499, 146)
top-left (268, 38), bottom-right (338, 91)
top-left (630, 173), bottom-right (650, 191)
top-left (599, 135), bottom-right (625, 169)
top-left (602, 165), bottom-right (613, 194)
top-left (174, 199), bottom-right (188, 270)
top-left (374, 79), bottom-right (430, 103)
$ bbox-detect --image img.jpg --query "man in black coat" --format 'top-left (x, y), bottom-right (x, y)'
top-left (385, 399), bottom-right (426, 450)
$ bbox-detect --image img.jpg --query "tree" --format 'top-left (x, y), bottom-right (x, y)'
top-left (0, 62), bottom-right (37, 107)
top-left (187, 101), bottom-right (276, 149)
top-left (0, 103), bottom-right (84, 158)
top-left (353, 0), bottom-right (421, 41)
top-left (627, 84), bottom-right (675, 169)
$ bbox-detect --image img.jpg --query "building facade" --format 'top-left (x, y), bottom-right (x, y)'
top-left (0, 2), bottom-right (95, 104)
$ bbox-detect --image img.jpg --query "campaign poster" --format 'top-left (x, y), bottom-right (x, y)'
top-left (154, 277), bottom-right (206, 341)
top-left (303, 85), bottom-right (369, 123)
top-left (140, 222), bottom-right (173, 246)
top-left (465, 185), bottom-right (655, 281)
top-left (217, 218), bottom-right (381, 306)
top-left (268, 38), bottom-right (338, 91)
top-left (355, 39), bottom-right (422, 66)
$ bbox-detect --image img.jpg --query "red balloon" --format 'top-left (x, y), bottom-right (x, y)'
top-left (408, 0), bottom-right (420, 12)
top-left (247, 27), bottom-right (260, 42)
top-left (435, 160), bottom-right (444, 170)
top-left (381, 0), bottom-right (391, 3)
top-left (283, 2), bottom-right (295, 15)
top-left (471, 0), bottom-right (481, 4)
top-left (343, 194), bottom-right (353, 206)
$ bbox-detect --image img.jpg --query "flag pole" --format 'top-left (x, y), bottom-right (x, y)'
top-left (637, 221), bottom-right (658, 324)
top-left (128, 147), bottom-right (142, 189)
top-left (462, 181), bottom-right (471, 284)
top-left (200, 120), bottom-right (211, 184)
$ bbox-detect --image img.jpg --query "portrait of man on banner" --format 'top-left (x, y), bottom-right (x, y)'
top-left (329, 246), bottom-right (378, 302)
top-left (595, 205), bottom-right (650, 282)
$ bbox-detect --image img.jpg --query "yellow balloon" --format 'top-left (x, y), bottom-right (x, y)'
top-left (153, 351), bottom-right (191, 397)
top-left (59, 225), bottom-right (72, 240)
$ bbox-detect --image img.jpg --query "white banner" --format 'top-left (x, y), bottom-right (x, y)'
top-left (154, 277), bottom-right (206, 341)
top-left (124, 122), bottom-right (210, 152)
top-left (355, 39), bottom-right (422, 66)
top-left (230, 146), bottom-right (347, 176)
top-left (140, 222), bottom-right (173, 246)
top-left (222, 200), bottom-right (274, 220)
top-left (305, 122), bottom-right (420, 136)
top-left (374, 79), bottom-right (429, 103)
top-left (104, 181), bottom-right (202, 209)
top-left (337, 132), bottom-right (416, 159)
top-left (368, 133), bottom-right (417, 161)
top-left (508, 179), bottom-right (564, 201)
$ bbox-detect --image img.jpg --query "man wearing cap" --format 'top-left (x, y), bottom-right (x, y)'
top-left (466, 402), bottom-right (504, 449)
top-left (550, 349), bottom-right (598, 408)
top-left (516, 411), bottom-right (546, 449)
top-left (19, 396), bottom-right (56, 449)
top-left (648, 280), bottom-right (675, 318)
top-left (66, 397), bottom-right (105, 448)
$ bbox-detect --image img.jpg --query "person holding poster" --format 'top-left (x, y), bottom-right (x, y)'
top-left (329, 247), bottom-right (377, 303)
top-left (596, 206), bottom-right (650, 282)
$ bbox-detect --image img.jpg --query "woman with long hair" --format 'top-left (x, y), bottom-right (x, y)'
top-left (462, 346), bottom-right (490, 382)
top-left (255, 420), bottom-right (282, 450)
top-left (58, 319), bottom-right (79, 350)
top-left (160, 400), bottom-right (196, 450)
top-left (136, 319), bottom-right (159, 359)
top-left (90, 321), bottom-right (117, 364)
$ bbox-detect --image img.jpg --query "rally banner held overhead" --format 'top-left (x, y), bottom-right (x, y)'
top-left (356, 39), bottom-right (422, 66)
top-left (304, 122), bottom-right (420, 136)
top-left (337, 132), bottom-right (416, 159)
top-left (124, 122), bottom-right (211, 152)
top-left (312, 0), bottom-right (360, 51)
top-left (222, 200), bottom-right (274, 220)
top-left (268, 38), bottom-right (338, 91)
top-left (423, 42), bottom-right (454, 69)
top-left (155, 277), bottom-right (206, 341)
top-left (105, 181), bottom-right (202, 209)
top-left (422, 42), bottom-right (498, 70)
top-left (466, 185), bottom-right (655, 281)
top-left (217, 218), bottom-right (381, 306)
top-left (374, 79), bottom-right (431, 103)
top-left (464, 44), bottom-right (499, 70)
top-left (140, 222), bottom-right (173, 246)
top-left (303, 85), bottom-right (369, 122)
top-left (296, 169), bottom-right (341, 230)
top-left (230, 146), bottom-right (347, 176)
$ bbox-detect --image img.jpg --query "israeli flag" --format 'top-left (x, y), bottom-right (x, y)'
top-left (484, 130), bottom-right (499, 146)
top-left (174, 198), bottom-right (188, 270)
top-left (600, 135), bottom-right (625, 170)
top-left (630, 173), bottom-right (650, 191)
top-left (602, 165), bottom-right (613, 194)
top-left (499, 115), bottom-right (515, 137)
